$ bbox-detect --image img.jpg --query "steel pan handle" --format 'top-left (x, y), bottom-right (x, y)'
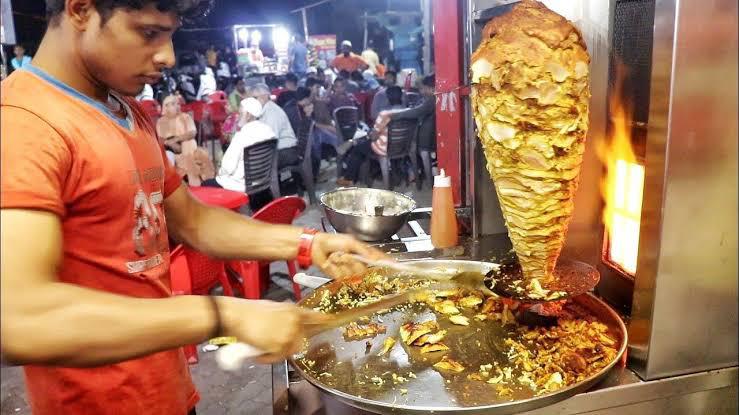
top-left (215, 342), bottom-right (265, 371)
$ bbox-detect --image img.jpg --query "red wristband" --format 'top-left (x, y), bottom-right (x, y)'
top-left (297, 228), bottom-right (318, 269)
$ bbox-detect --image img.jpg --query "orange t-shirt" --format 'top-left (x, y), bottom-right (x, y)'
top-left (0, 67), bottom-right (197, 415)
top-left (331, 53), bottom-right (368, 73)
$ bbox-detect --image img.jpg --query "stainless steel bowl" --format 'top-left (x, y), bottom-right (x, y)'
top-left (320, 187), bottom-right (417, 241)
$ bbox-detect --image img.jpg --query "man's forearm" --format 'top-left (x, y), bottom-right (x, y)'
top-left (169, 192), bottom-right (303, 261)
top-left (1, 283), bottom-right (213, 367)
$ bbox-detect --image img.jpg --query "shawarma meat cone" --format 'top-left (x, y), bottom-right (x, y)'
top-left (470, 0), bottom-right (590, 282)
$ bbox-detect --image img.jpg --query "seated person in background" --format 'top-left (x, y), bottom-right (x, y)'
top-left (361, 70), bottom-right (381, 92)
top-left (390, 74), bottom-right (436, 153)
top-left (156, 95), bottom-right (215, 186)
top-left (316, 69), bottom-right (330, 91)
top-left (305, 77), bottom-right (326, 100)
top-left (196, 66), bottom-right (217, 101)
top-left (286, 86), bottom-right (339, 177)
top-left (283, 87), bottom-right (312, 135)
top-left (371, 70), bottom-right (398, 120)
top-left (328, 77), bottom-right (359, 114)
top-left (203, 98), bottom-right (275, 211)
top-left (337, 86), bottom-right (404, 186)
top-left (250, 83), bottom-right (299, 169)
top-left (276, 73), bottom-right (299, 107)
top-left (228, 77), bottom-right (249, 113)
top-left (347, 71), bottom-right (363, 94)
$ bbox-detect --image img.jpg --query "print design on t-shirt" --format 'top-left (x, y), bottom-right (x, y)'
top-left (126, 167), bottom-right (168, 274)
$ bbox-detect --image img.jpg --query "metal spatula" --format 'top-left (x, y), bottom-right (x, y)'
top-left (349, 255), bottom-right (464, 280)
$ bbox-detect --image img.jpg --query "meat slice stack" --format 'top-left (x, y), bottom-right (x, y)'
top-left (470, 0), bottom-right (590, 282)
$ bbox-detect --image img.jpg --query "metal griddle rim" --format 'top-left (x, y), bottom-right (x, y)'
top-left (288, 266), bottom-right (629, 414)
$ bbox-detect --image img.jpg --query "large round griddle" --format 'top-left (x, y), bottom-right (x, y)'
top-left (289, 260), bottom-right (627, 415)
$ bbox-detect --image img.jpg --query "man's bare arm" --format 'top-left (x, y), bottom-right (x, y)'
top-left (0, 209), bottom-right (310, 367)
top-left (0, 209), bottom-right (214, 366)
top-left (164, 185), bottom-right (384, 276)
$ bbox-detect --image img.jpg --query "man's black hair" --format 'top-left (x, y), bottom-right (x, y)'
top-left (295, 86), bottom-right (311, 101)
top-left (285, 73), bottom-right (299, 85)
top-left (45, 0), bottom-right (213, 23)
top-left (385, 70), bottom-right (397, 79)
top-left (338, 70), bottom-right (350, 80)
top-left (422, 74), bottom-right (435, 88)
top-left (305, 78), bottom-right (321, 89)
top-left (386, 86), bottom-right (402, 106)
top-left (333, 77), bottom-right (346, 85)
top-left (350, 70), bottom-right (363, 82)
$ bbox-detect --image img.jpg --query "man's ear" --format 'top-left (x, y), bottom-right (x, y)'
top-left (65, 0), bottom-right (96, 31)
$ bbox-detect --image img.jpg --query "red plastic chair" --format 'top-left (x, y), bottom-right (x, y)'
top-left (208, 90), bottom-right (228, 103)
top-left (139, 99), bottom-right (161, 124)
top-left (181, 101), bottom-right (208, 123)
top-left (170, 245), bottom-right (235, 364)
top-left (228, 196), bottom-right (307, 301)
top-left (207, 100), bottom-right (229, 143)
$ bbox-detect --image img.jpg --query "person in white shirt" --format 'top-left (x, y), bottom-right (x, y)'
top-left (249, 83), bottom-right (299, 169)
top-left (196, 67), bottom-right (217, 101)
top-left (135, 83), bottom-right (154, 101)
top-left (361, 47), bottom-right (380, 75)
top-left (202, 98), bottom-right (275, 195)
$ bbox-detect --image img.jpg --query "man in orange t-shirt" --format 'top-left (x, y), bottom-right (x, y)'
top-left (330, 40), bottom-right (369, 73)
top-left (0, 1), bottom-right (382, 414)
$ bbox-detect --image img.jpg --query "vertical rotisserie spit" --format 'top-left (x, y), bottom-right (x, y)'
top-left (470, 0), bottom-right (590, 285)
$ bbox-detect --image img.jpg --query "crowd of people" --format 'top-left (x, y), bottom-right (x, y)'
top-left (134, 37), bottom-right (436, 208)
top-left (1, 3), bottom-right (389, 414)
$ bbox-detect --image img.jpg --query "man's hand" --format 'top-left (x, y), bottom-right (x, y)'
top-left (311, 233), bottom-right (387, 279)
top-left (217, 297), bottom-right (322, 363)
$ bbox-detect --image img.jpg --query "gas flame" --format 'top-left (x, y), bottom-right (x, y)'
top-left (599, 65), bottom-right (644, 275)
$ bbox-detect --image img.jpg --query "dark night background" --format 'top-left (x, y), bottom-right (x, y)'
top-left (6, 0), bottom-right (415, 55)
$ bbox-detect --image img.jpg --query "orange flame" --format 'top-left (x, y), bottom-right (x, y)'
top-left (599, 65), bottom-right (644, 275)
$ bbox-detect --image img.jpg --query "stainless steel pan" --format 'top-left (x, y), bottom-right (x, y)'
top-left (289, 260), bottom-right (628, 415)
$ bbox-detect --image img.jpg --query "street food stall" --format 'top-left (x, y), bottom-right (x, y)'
top-left (270, 0), bottom-right (738, 413)
top-left (231, 24), bottom-right (291, 79)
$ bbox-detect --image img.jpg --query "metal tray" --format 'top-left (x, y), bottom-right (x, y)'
top-left (289, 260), bottom-right (628, 415)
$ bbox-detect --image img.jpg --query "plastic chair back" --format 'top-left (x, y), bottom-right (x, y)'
top-left (207, 100), bottom-right (228, 122)
top-left (207, 100), bottom-right (229, 141)
top-left (332, 106), bottom-right (360, 142)
top-left (278, 120), bottom-right (317, 204)
top-left (170, 244), bottom-right (228, 296)
top-left (208, 90), bottom-right (228, 103)
top-left (139, 99), bottom-right (161, 124)
top-left (386, 118), bottom-right (417, 159)
top-left (182, 101), bottom-right (208, 123)
top-left (252, 196), bottom-right (306, 225)
top-left (243, 138), bottom-right (278, 195)
top-left (295, 120), bottom-right (315, 164)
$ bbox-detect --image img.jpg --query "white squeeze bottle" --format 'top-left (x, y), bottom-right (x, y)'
top-left (430, 169), bottom-right (459, 249)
